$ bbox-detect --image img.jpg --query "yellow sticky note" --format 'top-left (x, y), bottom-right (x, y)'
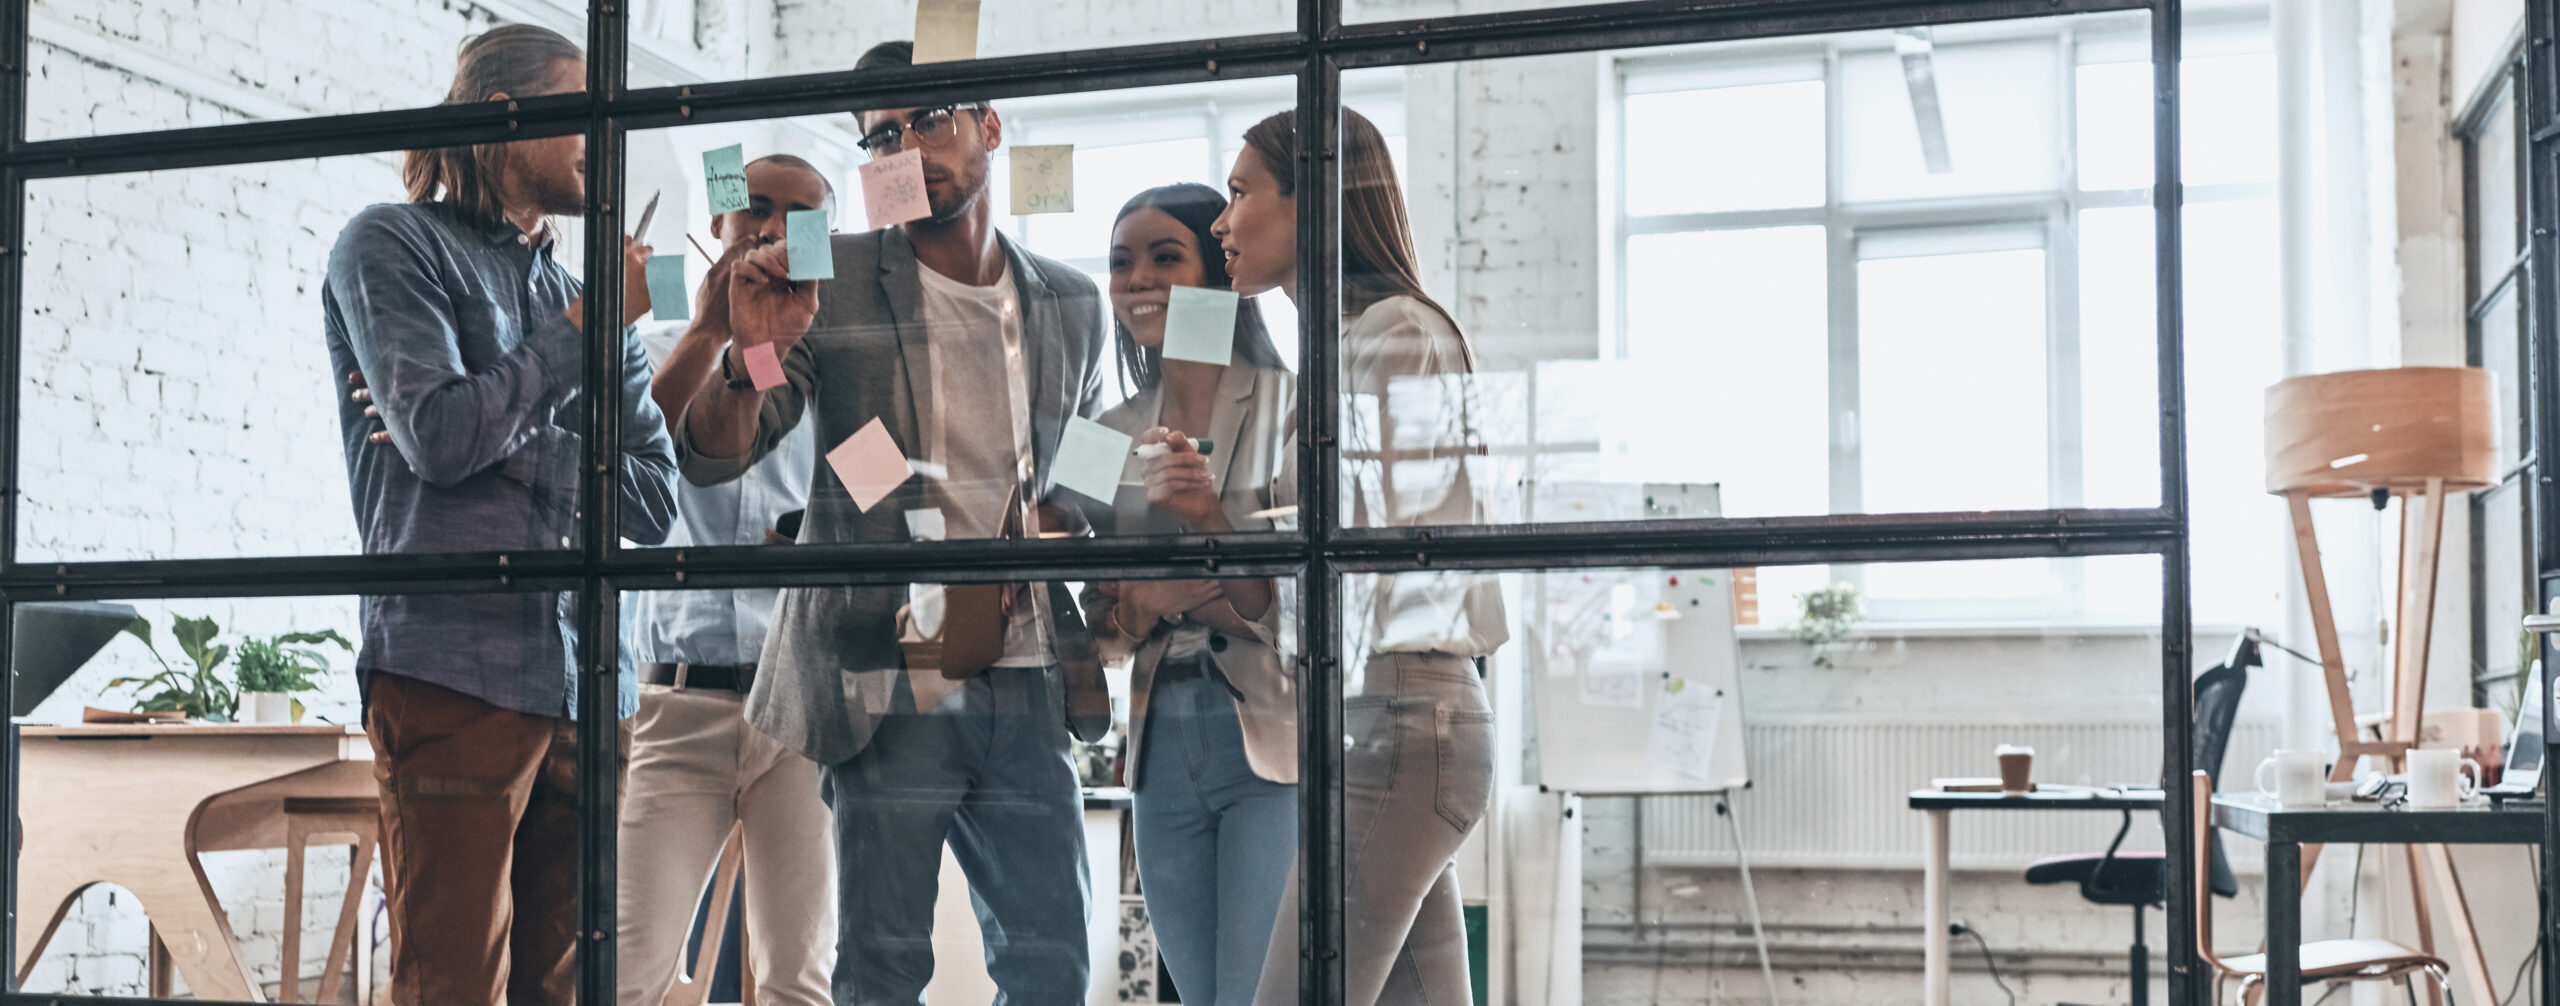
top-left (1009, 144), bottom-right (1074, 215)
top-left (913, 0), bottom-right (981, 64)
top-left (826, 417), bottom-right (915, 512)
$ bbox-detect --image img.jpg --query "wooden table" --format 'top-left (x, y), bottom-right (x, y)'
top-left (13, 722), bottom-right (375, 1002)
top-left (1907, 787), bottom-right (2168, 1006)
top-left (2210, 794), bottom-right (2545, 1006)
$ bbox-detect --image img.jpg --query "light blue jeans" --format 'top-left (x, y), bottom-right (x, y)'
top-left (1134, 670), bottom-right (1299, 1006)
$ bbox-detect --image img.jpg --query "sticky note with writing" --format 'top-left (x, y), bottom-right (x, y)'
top-left (742, 343), bottom-right (787, 391)
top-left (912, 0), bottom-right (982, 64)
top-left (1050, 416), bottom-right (1133, 503)
top-left (703, 144), bottom-right (749, 215)
top-left (860, 149), bottom-right (932, 231)
top-left (1160, 286), bottom-right (1240, 366)
top-left (787, 209), bottom-right (834, 280)
top-left (645, 254), bottom-right (689, 321)
top-left (1008, 144), bottom-right (1074, 215)
top-left (826, 417), bottom-right (914, 512)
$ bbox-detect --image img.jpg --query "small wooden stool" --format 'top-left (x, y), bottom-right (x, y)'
top-left (278, 796), bottom-right (379, 1005)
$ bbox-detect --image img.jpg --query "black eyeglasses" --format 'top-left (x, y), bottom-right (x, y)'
top-left (857, 105), bottom-right (975, 154)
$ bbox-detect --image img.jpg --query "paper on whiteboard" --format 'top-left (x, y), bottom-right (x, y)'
top-left (1579, 653), bottom-right (1645, 710)
top-left (1647, 681), bottom-right (1722, 781)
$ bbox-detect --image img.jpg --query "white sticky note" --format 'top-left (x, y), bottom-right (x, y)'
top-left (825, 417), bottom-right (914, 512)
top-left (1646, 684), bottom-right (1722, 781)
top-left (913, 0), bottom-right (982, 64)
top-left (905, 507), bottom-right (947, 542)
top-left (1008, 144), bottom-right (1074, 215)
top-left (1160, 286), bottom-right (1240, 366)
top-left (1050, 416), bottom-right (1133, 503)
top-left (860, 149), bottom-right (932, 231)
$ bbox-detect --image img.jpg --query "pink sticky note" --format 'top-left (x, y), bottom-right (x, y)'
top-left (742, 342), bottom-right (786, 391)
top-left (860, 149), bottom-right (933, 231)
top-left (826, 417), bottom-right (915, 512)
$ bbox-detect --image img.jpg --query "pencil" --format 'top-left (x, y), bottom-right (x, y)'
top-left (687, 233), bottom-right (714, 260)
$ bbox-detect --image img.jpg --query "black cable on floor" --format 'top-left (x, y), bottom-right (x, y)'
top-left (1952, 925), bottom-right (2017, 1006)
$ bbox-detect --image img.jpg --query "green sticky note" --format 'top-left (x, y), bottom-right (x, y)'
top-left (1160, 285), bottom-right (1239, 366)
top-left (787, 209), bottom-right (833, 280)
top-left (703, 144), bottom-right (748, 215)
top-left (645, 254), bottom-right (689, 321)
top-left (1051, 416), bottom-right (1133, 503)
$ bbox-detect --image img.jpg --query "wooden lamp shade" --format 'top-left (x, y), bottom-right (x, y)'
top-left (2264, 366), bottom-right (2498, 497)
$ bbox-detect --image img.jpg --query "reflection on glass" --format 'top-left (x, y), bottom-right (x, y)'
top-left (1840, 37), bottom-right (2060, 203)
top-left (629, 0), bottom-right (1292, 89)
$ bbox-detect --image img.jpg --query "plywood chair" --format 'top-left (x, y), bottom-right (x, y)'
top-left (2188, 771), bottom-right (2449, 1005)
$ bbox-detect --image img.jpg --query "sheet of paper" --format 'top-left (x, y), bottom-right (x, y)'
top-left (1050, 415), bottom-right (1133, 502)
top-left (912, 0), bottom-right (982, 63)
top-left (741, 343), bottom-right (787, 391)
top-left (826, 417), bottom-right (914, 512)
top-left (1160, 285), bottom-right (1240, 366)
top-left (644, 254), bottom-right (689, 321)
top-left (1579, 653), bottom-right (1645, 710)
top-left (787, 208), bottom-right (834, 280)
top-left (860, 149), bottom-right (932, 231)
top-left (905, 507), bottom-right (947, 542)
top-left (1008, 144), bottom-right (1074, 215)
top-left (1646, 681), bottom-right (1722, 781)
top-left (703, 144), bottom-right (749, 215)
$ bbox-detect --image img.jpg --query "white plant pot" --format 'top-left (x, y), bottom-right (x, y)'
top-left (245, 691), bottom-right (294, 725)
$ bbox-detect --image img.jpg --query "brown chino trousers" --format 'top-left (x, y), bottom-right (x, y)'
top-left (366, 673), bottom-right (622, 1006)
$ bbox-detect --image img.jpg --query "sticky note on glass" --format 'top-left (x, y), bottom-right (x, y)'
top-left (1050, 416), bottom-right (1133, 502)
top-left (826, 417), bottom-right (914, 512)
top-left (645, 254), bottom-right (689, 321)
top-left (905, 507), bottom-right (946, 542)
top-left (1009, 144), bottom-right (1074, 215)
top-left (703, 144), bottom-right (749, 216)
top-left (1160, 286), bottom-right (1240, 365)
top-left (913, 0), bottom-right (981, 64)
top-left (787, 209), bottom-right (833, 281)
top-left (860, 149), bottom-right (932, 231)
top-left (741, 343), bottom-right (787, 391)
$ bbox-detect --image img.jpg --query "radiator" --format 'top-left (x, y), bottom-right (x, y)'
top-left (1630, 719), bottom-right (2282, 872)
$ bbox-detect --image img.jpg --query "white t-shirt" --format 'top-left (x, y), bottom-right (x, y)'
top-left (917, 260), bottom-right (1050, 667)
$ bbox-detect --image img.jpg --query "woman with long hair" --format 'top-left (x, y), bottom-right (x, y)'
top-left (1082, 182), bottom-right (1300, 1006)
top-left (1146, 108), bottom-right (1507, 1005)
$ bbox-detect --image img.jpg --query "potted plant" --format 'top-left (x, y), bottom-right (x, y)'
top-left (233, 630), bottom-right (353, 724)
top-left (1792, 582), bottom-right (1866, 668)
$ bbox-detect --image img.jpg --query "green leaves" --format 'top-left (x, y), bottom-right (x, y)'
top-left (110, 614), bottom-right (350, 721)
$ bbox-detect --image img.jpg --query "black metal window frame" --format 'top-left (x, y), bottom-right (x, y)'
top-left (0, 0), bottom-right (2224, 1003)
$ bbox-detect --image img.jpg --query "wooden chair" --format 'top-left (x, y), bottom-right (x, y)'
top-left (660, 824), bottom-right (747, 1006)
top-left (278, 795), bottom-right (379, 1005)
top-left (2189, 771), bottom-right (2450, 1005)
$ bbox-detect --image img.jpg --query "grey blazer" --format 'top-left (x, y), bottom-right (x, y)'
top-left (676, 227), bottom-right (1111, 766)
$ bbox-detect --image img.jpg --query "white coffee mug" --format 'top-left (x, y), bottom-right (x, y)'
top-left (2405, 748), bottom-right (2482, 808)
top-left (2256, 749), bottom-right (2326, 808)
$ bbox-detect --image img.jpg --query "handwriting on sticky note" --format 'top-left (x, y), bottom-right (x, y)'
top-left (1008, 144), bottom-right (1074, 215)
top-left (787, 209), bottom-right (834, 281)
top-left (827, 417), bottom-right (914, 512)
top-left (645, 254), bottom-right (689, 322)
top-left (742, 343), bottom-right (787, 391)
top-left (912, 0), bottom-right (981, 64)
top-left (1160, 286), bottom-right (1240, 366)
top-left (703, 144), bottom-right (748, 215)
top-left (860, 149), bottom-right (932, 231)
top-left (1051, 416), bottom-right (1133, 503)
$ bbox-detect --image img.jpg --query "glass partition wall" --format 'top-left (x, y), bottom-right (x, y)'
top-left (0, 0), bottom-right (2216, 1004)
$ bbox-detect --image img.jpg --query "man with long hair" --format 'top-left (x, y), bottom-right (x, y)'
top-left (676, 40), bottom-right (1111, 1006)
top-left (320, 23), bottom-right (677, 1006)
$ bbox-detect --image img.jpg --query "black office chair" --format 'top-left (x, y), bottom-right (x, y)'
top-left (2021, 634), bottom-right (2256, 1006)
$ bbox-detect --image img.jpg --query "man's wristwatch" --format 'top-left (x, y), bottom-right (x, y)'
top-left (718, 345), bottom-right (755, 390)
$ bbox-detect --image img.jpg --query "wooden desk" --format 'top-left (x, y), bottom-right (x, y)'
top-left (2210, 794), bottom-right (2544, 1006)
top-left (1907, 787), bottom-right (2167, 1006)
top-left (13, 722), bottom-right (374, 1002)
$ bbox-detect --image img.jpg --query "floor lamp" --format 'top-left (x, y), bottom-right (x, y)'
top-left (2264, 365), bottom-right (2499, 1006)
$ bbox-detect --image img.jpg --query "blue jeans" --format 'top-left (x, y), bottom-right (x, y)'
top-left (1133, 671), bottom-right (1298, 1006)
top-left (820, 668), bottom-right (1089, 1006)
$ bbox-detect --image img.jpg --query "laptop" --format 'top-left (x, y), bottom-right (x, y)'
top-left (9, 601), bottom-right (141, 718)
top-left (2485, 670), bottom-right (2545, 803)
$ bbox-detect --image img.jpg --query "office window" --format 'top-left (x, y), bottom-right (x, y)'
top-left (2461, 63), bottom-right (2537, 709)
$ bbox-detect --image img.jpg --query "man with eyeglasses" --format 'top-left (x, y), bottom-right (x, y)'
top-left (674, 40), bottom-right (1113, 1006)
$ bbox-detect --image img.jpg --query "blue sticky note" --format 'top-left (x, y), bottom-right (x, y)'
top-left (787, 209), bottom-right (834, 281)
top-left (1051, 416), bottom-right (1133, 502)
top-left (1160, 285), bottom-right (1239, 366)
top-left (645, 254), bottom-right (689, 321)
top-left (703, 144), bottom-right (749, 215)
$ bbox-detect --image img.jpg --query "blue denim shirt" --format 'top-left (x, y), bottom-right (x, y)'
top-left (323, 201), bottom-right (679, 719)
top-left (623, 325), bottom-right (814, 665)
